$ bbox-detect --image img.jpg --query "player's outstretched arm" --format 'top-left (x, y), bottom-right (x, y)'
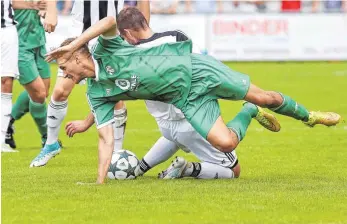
top-left (46, 16), bottom-right (117, 62)
top-left (137, 0), bottom-right (150, 24)
top-left (65, 113), bottom-right (95, 137)
top-left (97, 124), bottom-right (114, 184)
top-left (12, 0), bottom-right (46, 10)
top-left (44, 0), bottom-right (58, 33)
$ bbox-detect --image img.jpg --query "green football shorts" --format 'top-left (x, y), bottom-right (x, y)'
top-left (87, 94), bottom-right (116, 129)
top-left (180, 54), bottom-right (251, 139)
top-left (18, 45), bottom-right (51, 85)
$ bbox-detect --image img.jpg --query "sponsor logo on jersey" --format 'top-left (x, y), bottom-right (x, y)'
top-left (130, 75), bottom-right (139, 91)
top-left (106, 88), bottom-right (111, 96)
top-left (106, 65), bottom-right (115, 75)
top-left (115, 75), bottom-right (139, 91)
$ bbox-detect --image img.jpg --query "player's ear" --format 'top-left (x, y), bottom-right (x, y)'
top-left (75, 54), bottom-right (81, 65)
top-left (123, 29), bottom-right (134, 41)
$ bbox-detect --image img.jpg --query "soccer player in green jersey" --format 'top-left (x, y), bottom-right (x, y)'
top-left (47, 13), bottom-right (341, 184)
top-left (8, 0), bottom-right (58, 165)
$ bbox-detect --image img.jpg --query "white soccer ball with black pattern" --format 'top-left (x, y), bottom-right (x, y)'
top-left (107, 150), bottom-right (139, 180)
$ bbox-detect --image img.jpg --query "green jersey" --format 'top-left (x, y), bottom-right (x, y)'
top-left (87, 35), bottom-right (251, 138)
top-left (88, 36), bottom-right (193, 109)
top-left (14, 9), bottom-right (45, 49)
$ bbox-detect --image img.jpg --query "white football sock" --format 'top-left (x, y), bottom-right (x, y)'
top-left (139, 136), bottom-right (179, 174)
top-left (113, 108), bottom-right (127, 152)
top-left (1, 93), bottom-right (12, 144)
top-left (183, 162), bottom-right (235, 179)
top-left (46, 97), bottom-right (68, 145)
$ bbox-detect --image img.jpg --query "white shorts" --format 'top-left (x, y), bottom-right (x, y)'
top-left (1, 26), bottom-right (19, 78)
top-left (157, 118), bottom-right (239, 168)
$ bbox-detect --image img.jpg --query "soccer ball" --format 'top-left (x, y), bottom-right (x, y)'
top-left (107, 150), bottom-right (139, 180)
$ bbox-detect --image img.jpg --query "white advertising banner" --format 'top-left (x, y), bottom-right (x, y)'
top-left (208, 14), bottom-right (347, 61)
top-left (46, 14), bottom-right (347, 61)
top-left (150, 14), bottom-right (207, 53)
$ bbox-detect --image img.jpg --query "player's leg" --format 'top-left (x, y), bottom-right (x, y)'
top-left (46, 75), bottom-right (73, 146)
top-left (35, 45), bottom-right (52, 146)
top-left (1, 77), bottom-right (17, 152)
top-left (159, 157), bottom-right (240, 179)
top-left (113, 101), bottom-right (127, 152)
top-left (1, 26), bottom-right (19, 152)
top-left (30, 77), bottom-right (67, 167)
top-left (135, 136), bottom-right (180, 176)
top-left (15, 47), bottom-right (48, 146)
top-left (191, 54), bottom-right (340, 128)
top-left (244, 84), bottom-right (340, 127)
top-left (158, 121), bottom-right (240, 179)
top-left (8, 78), bottom-right (49, 148)
top-left (184, 98), bottom-right (278, 153)
top-left (7, 89), bottom-right (30, 149)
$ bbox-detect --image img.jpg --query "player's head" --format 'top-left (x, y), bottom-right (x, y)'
top-left (57, 38), bottom-right (95, 83)
top-left (117, 7), bottom-right (150, 44)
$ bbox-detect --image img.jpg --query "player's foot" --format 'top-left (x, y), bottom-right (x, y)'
top-left (1, 143), bottom-right (18, 152)
top-left (304, 111), bottom-right (341, 127)
top-left (30, 141), bottom-right (61, 167)
top-left (253, 105), bottom-right (281, 132)
top-left (5, 118), bottom-right (16, 149)
top-left (158, 157), bottom-right (188, 179)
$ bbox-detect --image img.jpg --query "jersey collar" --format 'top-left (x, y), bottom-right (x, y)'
top-left (92, 56), bottom-right (99, 81)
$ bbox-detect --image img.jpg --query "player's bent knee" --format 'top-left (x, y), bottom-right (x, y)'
top-left (101, 136), bottom-right (114, 148)
top-left (30, 89), bottom-right (46, 103)
top-left (52, 85), bottom-right (70, 102)
top-left (216, 138), bottom-right (238, 153)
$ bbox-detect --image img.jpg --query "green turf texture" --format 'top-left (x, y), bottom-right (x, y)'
top-left (2, 62), bottom-right (347, 224)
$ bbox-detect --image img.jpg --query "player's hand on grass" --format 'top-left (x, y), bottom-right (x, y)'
top-left (46, 44), bottom-right (74, 63)
top-left (65, 120), bottom-right (89, 137)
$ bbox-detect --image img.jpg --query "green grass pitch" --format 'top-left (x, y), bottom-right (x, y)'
top-left (2, 62), bottom-right (347, 224)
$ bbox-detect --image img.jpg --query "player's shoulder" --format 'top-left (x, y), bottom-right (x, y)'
top-left (159, 30), bottom-right (190, 42)
top-left (91, 35), bottom-right (126, 57)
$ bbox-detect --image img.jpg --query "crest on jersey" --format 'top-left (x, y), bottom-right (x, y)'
top-left (115, 79), bottom-right (131, 90)
top-left (106, 65), bottom-right (115, 75)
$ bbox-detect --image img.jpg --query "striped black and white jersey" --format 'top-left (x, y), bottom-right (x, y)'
top-left (1, 0), bottom-right (16, 28)
top-left (71, 0), bottom-right (124, 31)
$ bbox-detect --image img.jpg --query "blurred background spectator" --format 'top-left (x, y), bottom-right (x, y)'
top-left (151, 0), bottom-right (179, 14)
top-left (185, 0), bottom-right (223, 13)
top-left (57, 0), bottom-right (73, 15)
top-left (125, 1), bottom-right (138, 7)
top-left (313, 0), bottom-right (347, 12)
top-left (60, 0), bottom-right (346, 14)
